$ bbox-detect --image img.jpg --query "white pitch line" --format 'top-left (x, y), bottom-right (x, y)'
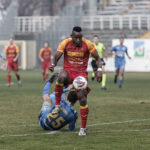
top-left (1, 128), bottom-right (150, 138)
top-left (86, 118), bottom-right (150, 127)
top-left (0, 131), bottom-right (59, 138)
top-left (0, 118), bottom-right (150, 128)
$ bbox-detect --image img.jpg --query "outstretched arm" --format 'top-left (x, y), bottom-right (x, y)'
top-left (126, 51), bottom-right (131, 59)
top-left (42, 73), bottom-right (58, 105)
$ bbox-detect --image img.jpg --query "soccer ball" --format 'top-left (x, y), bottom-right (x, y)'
top-left (73, 76), bottom-right (87, 90)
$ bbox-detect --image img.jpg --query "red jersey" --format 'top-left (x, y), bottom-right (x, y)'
top-left (5, 45), bottom-right (19, 62)
top-left (39, 48), bottom-right (51, 62)
top-left (57, 38), bottom-right (96, 73)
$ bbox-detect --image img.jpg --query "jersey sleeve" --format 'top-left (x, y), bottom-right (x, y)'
top-left (39, 49), bottom-right (43, 57)
top-left (111, 46), bottom-right (116, 52)
top-left (84, 39), bottom-right (96, 54)
top-left (57, 38), bottom-right (71, 53)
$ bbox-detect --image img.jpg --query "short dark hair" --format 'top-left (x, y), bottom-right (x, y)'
top-left (93, 35), bottom-right (99, 38)
top-left (67, 91), bottom-right (78, 105)
top-left (72, 26), bottom-right (82, 32)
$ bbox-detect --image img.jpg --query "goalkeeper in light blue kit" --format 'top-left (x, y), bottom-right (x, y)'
top-left (38, 73), bottom-right (78, 131)
top-left (111, 38), bottom-right (131, 88)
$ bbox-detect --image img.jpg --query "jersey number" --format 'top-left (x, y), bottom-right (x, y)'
top-left (47, 113), bottom-right (65, 129)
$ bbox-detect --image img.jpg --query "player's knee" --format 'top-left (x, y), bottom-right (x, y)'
top-left (79, 98), bottom-right (87, 106)
top-left (57, 71), bottom-right (69, 85)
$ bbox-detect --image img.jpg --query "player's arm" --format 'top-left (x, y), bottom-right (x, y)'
top-left (125, 49), bottom-right (131, 59)
top-left (68, 110), bottom-right (78, 131)
top-left (39, 49), bottom-right (44, 62)
top-left (13, 46), bottom-right (19, 62)
top-left (49, 51), bottom-right (63, 72)
top-left (49, 39), bottom-right (68, 72)
top-left (5, 46), bottom-right (8, 60)
top-left (42, 73), bottom-right (58, 105)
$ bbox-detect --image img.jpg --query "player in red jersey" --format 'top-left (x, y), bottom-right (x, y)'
top-left (39, 42), bottom-right (52, 81)
top-left (50, 26), bottom-right (102, 136)
top-left (5, 38), bottom-right (22, 87)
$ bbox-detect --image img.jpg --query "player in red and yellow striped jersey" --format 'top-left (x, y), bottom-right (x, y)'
top-left (50, 26), bottom-right (102, 136)
top-left (39, 42), bottom-right (52, 81)
top-left (5, 38), bottom-right (21, 87)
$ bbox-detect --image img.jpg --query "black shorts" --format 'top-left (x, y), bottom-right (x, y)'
top-left (91, 59), bottom-right (106, 72)
top-left (91, 60), bottom-right (97, 72)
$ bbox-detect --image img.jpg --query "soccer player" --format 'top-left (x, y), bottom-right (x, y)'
top-left (49, 26), bottom-right (102, 136)
top-left (5, 37), bottom-right (22, 87)
top-left (39, 73), bottom-right (78, 131)
top-left (111, 38), bottom-right (131, 88)
top-left (91, 35), bottom-right (107, 90)
top-left (39, 42), bottom-right (52, 81)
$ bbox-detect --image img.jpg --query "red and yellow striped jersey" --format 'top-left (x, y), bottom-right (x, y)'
top-left (39, 48), bottom-right (52, 62)
top-left (57, 38), bottom-right (96, 73)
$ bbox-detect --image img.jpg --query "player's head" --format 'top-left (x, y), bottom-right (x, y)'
top-left (120, 37), bottom-right (124, 45)
top-left (44, 42), bottom-right (49, 48)
top-left (93, 35), bottom-right (99, 44)
top-left (9, 37), bottom-right (14, 45)
top-left (67, 91), bottom-right (78, 106)
top-left (71, 26), bottom-right (82, 47)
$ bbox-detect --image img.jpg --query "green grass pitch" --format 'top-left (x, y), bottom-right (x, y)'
top-left (0, 70), bottom-right (150, 150)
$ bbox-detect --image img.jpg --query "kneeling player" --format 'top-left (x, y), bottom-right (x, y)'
top-left (38, 74), bottom-right (78, 131)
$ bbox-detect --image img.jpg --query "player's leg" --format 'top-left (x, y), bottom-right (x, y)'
top-left (52, 70), bottom-right (69, 114)
top-left (7, 62), bottom-right (12, 87)
top-left (119, 67), bottom-right (125, 88)
top-left (77, 89), bottom-right (89, 136)
top-left (7, 70), bottom-right (11, 87)
top-left (42, 63), bottom-right (46, 81)
top-left (13, 63), bottom-right (21, 86)
top-left (101, 59), bottom-right (107, 90)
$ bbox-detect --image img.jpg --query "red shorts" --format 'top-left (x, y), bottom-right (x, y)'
top-left (7, 61), bottom-right (18, 71)
top-left (41, 62), bottom-right (50, 72)
top-left (64, 69), bottom-right (91, 94)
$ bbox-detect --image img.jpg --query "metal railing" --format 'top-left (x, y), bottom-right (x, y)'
top-left (15, 15), bottom-right (150, 33)
top-left (15, 16), bottom-right (59, 33)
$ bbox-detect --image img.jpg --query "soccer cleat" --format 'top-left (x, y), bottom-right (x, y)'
top-left (78, 128), bottom-right (87, 136)
top-left (6, 83), bottom-right (11, 87)
top-left (52, 105), bottom-right (61, 114)
top-left (18, 81), bottom-right (22, 87)
top-left (91, 77), bottom-right (95, 81)
top-left (48, 73), bottom-right (58, 83)
top-left (119, 84), bottom-right (122, 88)
top-left (101, 86), bottom-right (107, 90)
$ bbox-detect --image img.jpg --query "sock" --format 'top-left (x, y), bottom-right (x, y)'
top-left (8, 73), bottom-right (11, 84)
top-left (102, 73), bottom-right (106, 87)
top-left (119, 79), bottom-right (123, 86)
top-left (55, 81), bottom-right (64, 106)
top-left (114, 75), bottom-right (118, 83)
top-left (44, 72), bottom-right (49, 81)
top-left (92, 72), bottom-right (95, 78)
top-left (80, 105), bottom-right (89, 128)
top-left (16, 73), bottom-right (20, 81)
